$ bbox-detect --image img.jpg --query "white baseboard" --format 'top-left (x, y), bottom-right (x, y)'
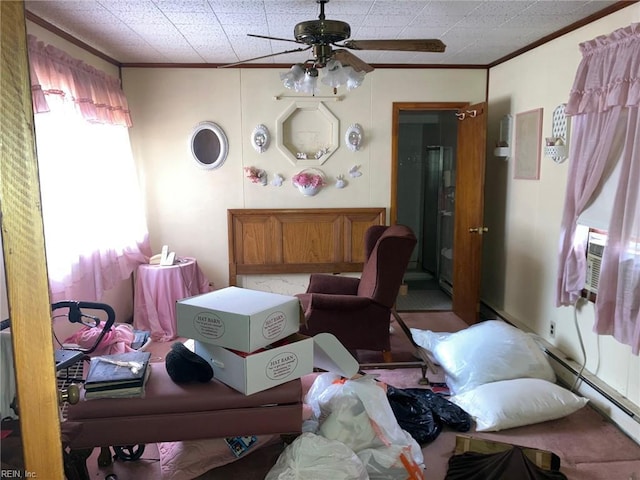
top-left (482, 302), bottom-right (640, 446)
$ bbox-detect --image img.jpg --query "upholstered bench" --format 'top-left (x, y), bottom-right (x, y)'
top-left (64, 361), bottom-right (303, 478)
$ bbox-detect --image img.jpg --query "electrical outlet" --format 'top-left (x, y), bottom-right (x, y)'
top-left (550, 321), bottom-right (556, 337)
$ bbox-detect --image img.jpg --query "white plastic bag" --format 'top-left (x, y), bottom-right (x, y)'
top-left (306, 374), bottom-right (425, 479)
top-left (304, 372), bottom-right (343, 422)
top-left (358, 445), bottom-right (425, 480)
top-left (265, 432), bottom-right (368, 480)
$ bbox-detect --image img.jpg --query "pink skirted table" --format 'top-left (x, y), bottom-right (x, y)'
top-left (133, 257), bottom-right (211, 342)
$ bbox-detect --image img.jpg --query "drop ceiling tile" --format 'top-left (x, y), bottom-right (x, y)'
top-left (399, 26), bottom-right (449, 38)
top-left (456, 15), bottom-right (515, 28)
top-left (153, 0), bottom-right (214, 13)
top-left (367, 1), bottom-right (428, 16)
top-left (424, 1), bottom-right (483, 16)
top-left (178, 23), bottom-right (226, 36)
top-left (207, 0), bottom-right (268, 13)
top-left (163, 11), bottom-right (221, 25)
top-left (412, 15), bottom-right (466, 28)
top-left (261, 1), bottom-right (320, 15)
top-left (362, 14), bottom-right (416, 28)
top-left (215, 12), bottom-right (267, 25)
top-left (320, 1), bottom-right (376, 16)
top-left (115, 11), bottom-right (174, 24)
top-left (223, 24), bottom-right (270, 36)
top-left (100, 0), bottom-right (160, 13)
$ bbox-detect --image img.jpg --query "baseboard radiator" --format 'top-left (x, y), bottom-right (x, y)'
top-left (481, 302), bottom-right (640, 445)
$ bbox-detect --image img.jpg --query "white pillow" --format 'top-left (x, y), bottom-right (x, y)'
top-left (419, 320), bottom-right (556, 395)
top-left (449, 378), bottom-right (588, 431)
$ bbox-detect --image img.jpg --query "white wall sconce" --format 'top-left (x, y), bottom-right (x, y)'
top-left (545, 104), bottom-right (570, 164)
top-left (251, 124), bottom-right (270, 153)
top-left (345, 123), bottom-right (363, 151)
top-left (493, 114), bottom-right (512, 160)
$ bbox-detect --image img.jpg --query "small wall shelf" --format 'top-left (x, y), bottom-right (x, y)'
top-left (494, 114), bottom-right (512, 160)
top-left (276, 101), bottom-right (339, 166)
top-left (545, 104), bottom-right (570, 164)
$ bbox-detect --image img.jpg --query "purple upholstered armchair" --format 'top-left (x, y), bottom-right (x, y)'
top-left (296, 224), bottom-right (417, 362)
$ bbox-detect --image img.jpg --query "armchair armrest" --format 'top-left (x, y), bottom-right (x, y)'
top-left (307, 293), bottom-right (372, 311)
top-left (306, 274), bottom-right (360, 295)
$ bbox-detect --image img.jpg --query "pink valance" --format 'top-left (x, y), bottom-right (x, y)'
top-left (566, 23), bottom-right (640, 115)
top-left (27, 34), bottom-right (132, 127)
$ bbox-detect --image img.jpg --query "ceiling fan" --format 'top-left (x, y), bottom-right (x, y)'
top-left (224, 0), bottom-right (446, 72)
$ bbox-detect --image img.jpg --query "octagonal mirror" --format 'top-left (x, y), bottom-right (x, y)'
top-left (190, 121), bottom-right (228, 170)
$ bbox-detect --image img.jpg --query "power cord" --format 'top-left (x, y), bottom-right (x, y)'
top-left (571, 297), bottom-right (587, 393)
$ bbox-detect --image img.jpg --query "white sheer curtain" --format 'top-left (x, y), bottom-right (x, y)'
top-left (557, 23), bottom-right (640, 354)
top-left (29, 35), bottom-right (150, 303)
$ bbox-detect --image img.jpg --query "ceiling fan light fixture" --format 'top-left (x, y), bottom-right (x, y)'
top-left (297, 70), bottom-right (319, 95)
top-left (282, 58), bottom-right (365, 94)
top-left (280, 63), bottom-right (305, 89)
top-left (321, 59), bottom-right (348, 88)
top-left (345, 68), bottom-right (365, 91)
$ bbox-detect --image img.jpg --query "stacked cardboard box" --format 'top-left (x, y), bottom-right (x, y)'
top-left (176, 286), bottom-right (357, 395)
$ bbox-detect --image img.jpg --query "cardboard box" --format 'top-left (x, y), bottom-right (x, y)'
top-left (176, 286), bottom-right (301, 352)
top-left (193, 332), bottom-right (359, 395)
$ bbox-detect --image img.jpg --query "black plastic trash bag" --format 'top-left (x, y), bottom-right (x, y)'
top-left (386, 385), bottom-right (471, 445)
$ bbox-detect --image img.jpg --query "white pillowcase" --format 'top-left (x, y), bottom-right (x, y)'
top-left (449, 378), bottom-right (588, 431)
top-left (414, 320), bottom-right (556, 395)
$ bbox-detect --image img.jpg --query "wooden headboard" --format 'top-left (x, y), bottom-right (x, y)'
top-left (227, 208), bottom-right (386, 285)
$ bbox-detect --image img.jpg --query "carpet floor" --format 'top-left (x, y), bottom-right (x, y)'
top-left (82, 312), bottom-right (640, 480)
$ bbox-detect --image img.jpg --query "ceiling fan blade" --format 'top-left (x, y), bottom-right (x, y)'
top-left (219, 46), bottom-right (312, 68)
top-left (247, 34), bottom-right (303, 44)
top-left (341, 39), bottom-right (446, 53)
top-left (333, 49), bottom-right (374, 73)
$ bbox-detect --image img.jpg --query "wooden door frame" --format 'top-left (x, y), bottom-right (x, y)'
top-left (1, 1), bottom-right (65, 476)
top-left (390, 102), bottom-right (468, 225)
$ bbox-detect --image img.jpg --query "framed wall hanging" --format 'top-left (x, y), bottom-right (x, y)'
top-left (514, 108), bottom-right (543, 180)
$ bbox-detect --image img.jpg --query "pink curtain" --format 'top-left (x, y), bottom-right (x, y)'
top-left (28, 34), bottom-right (132, 127)
top-left (28, 35), bottom-right (150, 304)
top-left (557, 23), bottom-right (640, 354)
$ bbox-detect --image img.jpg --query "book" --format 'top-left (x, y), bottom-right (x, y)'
top-left (84, 351), bottom-right (151, 397)
top-left (84, 366), bottom-right (151, 399)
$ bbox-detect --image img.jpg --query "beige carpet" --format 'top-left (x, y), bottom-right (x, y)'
top-left (84, 312), bottom-right (640, 480)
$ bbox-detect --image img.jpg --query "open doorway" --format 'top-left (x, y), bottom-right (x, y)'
top-left (392, 101), bottom-right (488, 320)
top-left (392, 105), bottom-right (461, 311)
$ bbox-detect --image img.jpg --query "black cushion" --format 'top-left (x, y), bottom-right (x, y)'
top-left (165, 342), bottom-right (214, 384)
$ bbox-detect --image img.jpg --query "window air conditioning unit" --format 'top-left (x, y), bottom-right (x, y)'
top-left (585, 231), bottom-right (607, 294)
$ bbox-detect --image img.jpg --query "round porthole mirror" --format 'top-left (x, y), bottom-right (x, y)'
top-left (190, 121), bottom-right (228, 170)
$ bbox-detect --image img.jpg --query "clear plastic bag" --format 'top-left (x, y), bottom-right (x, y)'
top-left (265, 432), bottom-right (368, 480)
top-left (305, 373), bottom-right (425, 479)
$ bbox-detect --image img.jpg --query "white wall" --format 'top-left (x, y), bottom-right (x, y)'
top-left (484, 4), bottom-right (640, 429)
top-left (121, 67), bottom-right (486, 291)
